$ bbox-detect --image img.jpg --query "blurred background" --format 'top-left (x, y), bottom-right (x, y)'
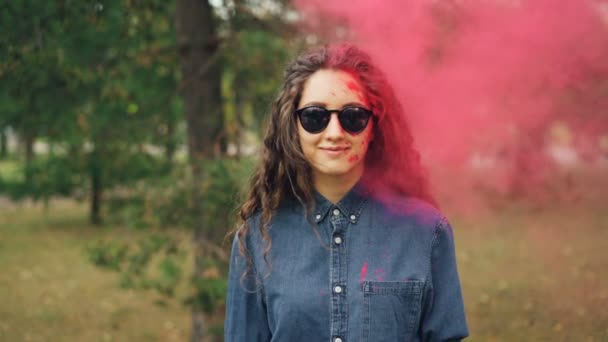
top-left (0, 1), bottom-right (606, 341)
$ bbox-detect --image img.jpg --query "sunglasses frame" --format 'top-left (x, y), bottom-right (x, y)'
top-left (294, 105), bottom-right (375, 134)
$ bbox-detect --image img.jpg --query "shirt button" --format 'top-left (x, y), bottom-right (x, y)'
top-left (332, 208), bottom-right (340, 216)
top-left (315, 214), bottom-right (321, 220)
top-left (334, 338), bottom-right (343, 342)
top-left (333, 236), bottom-right (343, 245)
top-left (333, 285), bottom-right (343, 294)
top-left (349, 214), bottom-right (356, 220)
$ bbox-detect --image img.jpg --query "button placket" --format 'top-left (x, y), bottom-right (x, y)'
top-left (329, 208), bottom-right (348, 340)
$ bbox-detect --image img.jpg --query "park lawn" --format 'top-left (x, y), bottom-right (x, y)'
top-left (438, 165), bottom-right (608, 342)
top-left (0, 200), bottom-right (192, 342)
top-left (1, 172), bottom-right (607, 341)
top-left (452, 202), bottom-right (608, 341)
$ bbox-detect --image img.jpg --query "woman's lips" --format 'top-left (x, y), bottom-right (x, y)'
top-left (320, 146), bottom-right (350, 157)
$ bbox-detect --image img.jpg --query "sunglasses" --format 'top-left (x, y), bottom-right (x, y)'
top-left (294, 105), bottom-right (374, 134)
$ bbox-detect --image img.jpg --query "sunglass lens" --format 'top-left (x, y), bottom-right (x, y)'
top-left (340, 107), bottom-right (372, 133)
top-left (299, 107), bottom-right (329, 133)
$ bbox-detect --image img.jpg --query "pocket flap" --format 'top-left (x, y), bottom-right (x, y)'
top-left (362, 280), bottom-right (423, 295)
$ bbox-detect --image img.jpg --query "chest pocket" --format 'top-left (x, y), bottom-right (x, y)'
top-left (361, 280), bottom-right (424, 342)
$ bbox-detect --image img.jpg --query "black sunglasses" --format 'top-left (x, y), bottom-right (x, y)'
top-left (294, 105), bottom-right (374, 134)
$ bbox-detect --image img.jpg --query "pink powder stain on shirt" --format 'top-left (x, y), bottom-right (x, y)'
top-left (375, 268), bottom-right (386, 281)
top-left (360, 262), bottom-right (368, 283)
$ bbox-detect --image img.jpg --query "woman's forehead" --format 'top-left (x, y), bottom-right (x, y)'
top-left (299, 69), bottom-right (368, 107)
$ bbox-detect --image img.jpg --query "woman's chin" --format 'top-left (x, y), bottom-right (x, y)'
top-left (313, 164), bottom-right (362, 179)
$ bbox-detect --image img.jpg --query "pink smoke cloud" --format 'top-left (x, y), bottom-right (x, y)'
top-left (294, 0), bottom-right (608, 164)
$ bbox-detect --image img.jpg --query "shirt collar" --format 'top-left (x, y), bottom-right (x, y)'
top-left (312, 181), bottom-right (369, 224)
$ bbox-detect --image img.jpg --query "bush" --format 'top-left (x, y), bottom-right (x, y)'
top-left (105, 157), bottom-right (255, 241)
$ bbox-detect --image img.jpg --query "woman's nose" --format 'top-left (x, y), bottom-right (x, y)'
top-left (324, 113), bottom-right (345, 138)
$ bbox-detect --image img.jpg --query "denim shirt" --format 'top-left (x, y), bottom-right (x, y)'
top-left (225, 185), bottom-right (468, 342)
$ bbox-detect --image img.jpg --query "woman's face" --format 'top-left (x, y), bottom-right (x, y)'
top-left (297, 68), bottom-right (374, 181)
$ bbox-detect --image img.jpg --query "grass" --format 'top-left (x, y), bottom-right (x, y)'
top-left (0, 167), bottom-right (607, 341)
top-left (436, 166), bottom-right (608, 341)
top-left (0, 200), bottom-right (191, 342)
top-left (453, 205), bottom-right (608, 341)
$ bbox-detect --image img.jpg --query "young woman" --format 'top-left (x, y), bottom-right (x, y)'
top-left (225, 43), bottom-right (468, 342)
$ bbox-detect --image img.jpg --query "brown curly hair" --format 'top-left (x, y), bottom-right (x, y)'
top-left (231, 43), bottom-right (436, 276)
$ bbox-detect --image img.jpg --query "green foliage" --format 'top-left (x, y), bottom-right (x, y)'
top-left (0, 0), bottom-right (181, 220)
top-left (105, 157), bottom-right (255, 239)
top-left (87, 240), bottom-right (129, 272)
top-left (207, 323), bottom-right (226, 337)
top-left (0, 154), bottom-right (82, 200)
top-left (90, 156), bottom-right (254, 309)
top-left (156, 256), bottom-right (182, 295)
top-left (222, 29), bottom-right (293, 132)
top-left (87, 233), bottom-right (184, 297)
top-left (23, 155), bottom-right (79, 198)
top-left (190, 277), bottom-right (228, 314)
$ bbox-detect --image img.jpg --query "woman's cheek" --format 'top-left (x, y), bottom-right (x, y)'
top-left (348, 154), bottom-right (360, 163)
top-left (361, 132), bottom-right (372, 149)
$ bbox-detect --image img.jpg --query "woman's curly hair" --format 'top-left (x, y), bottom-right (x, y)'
top-left (231, 43), bottom-right (436, 277)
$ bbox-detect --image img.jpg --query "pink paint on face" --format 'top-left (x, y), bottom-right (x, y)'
top-left (348, 154), bottom-right (360, 163)
top-left (345, 80), bottom-right (367, 104)
top-left (360, 262), bottom-right (368, 283)
top-left (346, 80), bottom-right (361, 92)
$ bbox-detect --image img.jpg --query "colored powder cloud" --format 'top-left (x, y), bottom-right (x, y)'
top-left (293, 0), bottom-right (608, 164)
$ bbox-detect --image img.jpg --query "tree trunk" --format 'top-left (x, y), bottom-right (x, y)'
top-left (0, 128), bottom-right (7, 159)
top-left (234, 91), bottom-right (246, 159)
top-left (89, 146), bottom-right (103, 225)
top-left (164, 119), bottom-right (176, 168)
top-left (175, 1), bottom-right (223, 341)
top-left (23, 132), bottom-right (35, 183)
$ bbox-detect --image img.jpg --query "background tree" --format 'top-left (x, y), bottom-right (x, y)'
top-left (1, 1), bottom-right (299, 340)
top-left (0, 1), bottom-right (180, 219)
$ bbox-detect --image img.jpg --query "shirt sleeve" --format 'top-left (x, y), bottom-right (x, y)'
top-left (420, 218), bottom-right (469, 341)
top-left (224, 232), bottom-right (272, 342)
